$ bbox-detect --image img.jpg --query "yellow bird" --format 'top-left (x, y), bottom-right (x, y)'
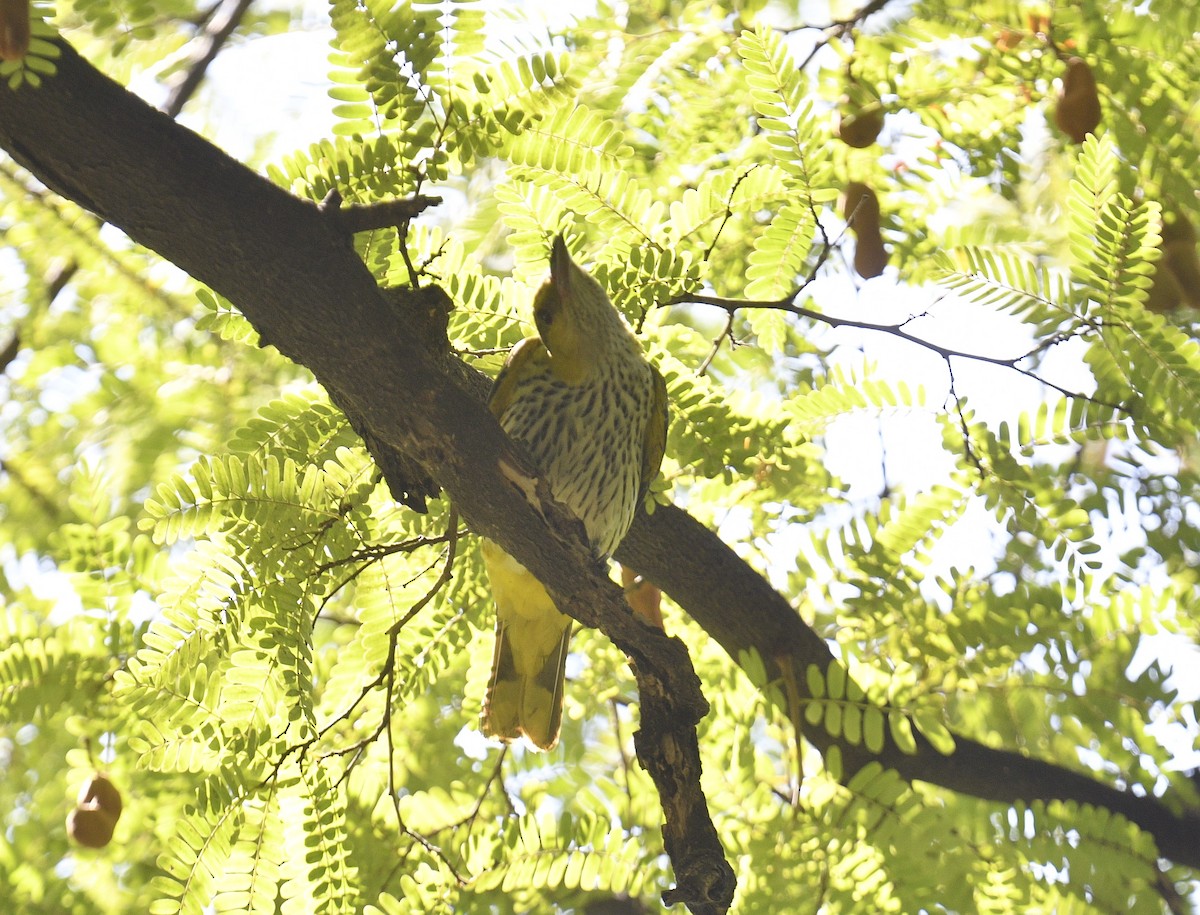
top-left (480, 235), bottom-right (669, 750)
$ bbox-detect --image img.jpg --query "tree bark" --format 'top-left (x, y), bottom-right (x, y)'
top-left (0, 40), bottom-right (733, 911)
top-left (0, 37), bottom-right (1195, 890)
top-left (617, 506), bottom-right (1200, 869)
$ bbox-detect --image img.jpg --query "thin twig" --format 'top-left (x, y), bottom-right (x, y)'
top-left (697, 311), bottom-right (736, 376)
top-left (457, 346), bottom-right (511, 359)
top-left (44, 259), bottom-right (77, 305)
top-left (381, 556), bottom-right (467, 888)
top-left (268, 511), bottom-right (462, 787)
top-left (703, 165), bottom-right (759, 262)
top-left (388, 509), bottom-right (459, 640)
top-left (609, 698), bottom-right (635, 826)
top-left (460, 747), bottom-right (509, 835)
top-left (947, 365), bottom-right (987, 478)
top-left (384, 660), bottom-right (465, 884)
top-left (696, 201), bottom-right (839, 374)
top-left (791, 0), bottom-right (899, 71)
top-left (787, 0), bottom-right (896, 32)
top-left (313, 532), bottom-right (459, 576)
top-left (676, 291), bottom-right (1129, 414)
top-left (395, 219), bottom-right (420, 289)
top-left (163, 0), bottom-right (257, 118)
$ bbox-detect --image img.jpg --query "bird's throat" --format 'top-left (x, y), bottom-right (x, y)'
top-left (544, 326), bottom-right (594, 385)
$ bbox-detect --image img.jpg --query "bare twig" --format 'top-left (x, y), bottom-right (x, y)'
top-left (313, 531), bottom-right (460, 576)
top-left (270, 513), bottom-right (462, 787)
top-left (609, 698), bottom-right (635, 825)
top-left (461, 747), bottom-right (509, 833)
top-left (947, 366), bottom-right (987, 478)
top-left (795, 0), bottom-right (896, 32)
top-left (696, 311), bottom-right (735, 376)
top-left (675, 290), bottom-right (1128, 413)
top-left (163, 0), bottom-right (257, 118)
top-left (702, 165), bottom-right (759, 262)
top-left (790, 0), bottom-right (900, 71)
top-left (385, 657), bottom-right (468, 886)
top-left (44, 259), bottom-right (77, 305)
top-left (377, 514), bottom-right (467, 885)
top-left (397, 221), bottom-right (420, 289)
top-left (695, 200), bottom-right (838, 374)
top-left (319, 191), bottom-right (444, 236)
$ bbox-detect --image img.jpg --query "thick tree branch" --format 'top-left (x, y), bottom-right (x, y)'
top-left (615, 505), bottom-right (1200, 870)
top-left (0, 36), bottom-right (1195, 890)
top-left (0, 40), bottom-right (732, 910)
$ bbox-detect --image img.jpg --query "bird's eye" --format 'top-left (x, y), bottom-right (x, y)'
top-left (533, 282), bottom-right (560, 333)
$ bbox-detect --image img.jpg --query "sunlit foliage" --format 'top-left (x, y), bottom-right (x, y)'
top-left (1, 0), bottom-right (1198, 912)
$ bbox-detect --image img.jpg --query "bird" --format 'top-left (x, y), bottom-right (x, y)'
top-left (480, 234), bottom-right (669, 751)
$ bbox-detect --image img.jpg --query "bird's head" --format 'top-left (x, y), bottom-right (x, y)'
top-left (532, 235), bottom-right (631, 383)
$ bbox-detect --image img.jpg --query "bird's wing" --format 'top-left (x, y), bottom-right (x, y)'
top-left (488, 336), bottom-right (547, 420)
top-left (640, 364), bottom-right (669, 501)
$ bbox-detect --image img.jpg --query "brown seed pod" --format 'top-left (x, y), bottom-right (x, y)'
top-left (78, 773), bottom-right (123, 822)
top-left (1053, 57), bottom-right (1102, 144)
top-left (1145, 262), bottom-right (1185, 314)
top-left (836, 97), bottom-right (885, 148)
top-left (1151, 210), bottom-right (1200, 310)
top-left (843, 182), bottom-right (887, 278)
top-left (854, 230), bottom-right (888, 279)
top-left (994, 28), bottom-right (1024, 53)
top-left (1144, 211), bottom-right (1200, 312)
top-left (1162, 208), bottom-right (1197, 247)
top-left (67, 806), bottom-right (117, 849)
top-left (0, 0), bottom-right (29, 61)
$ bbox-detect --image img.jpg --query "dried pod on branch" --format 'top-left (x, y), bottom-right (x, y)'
top-left (67, 806), bottom-right (117, 849)
top-left (1147, 209), bottom-right (1200, 312)
top-left (836, 85), bottom-right (885, 148)
top-left (1054, 57), bottom-right (1102, 143)
top-left (843, 181), bottom-right (888, 278)
top-left (0, 0), bottom-right (29, 61)
top-left (67, 773), bottom-right (123, 849)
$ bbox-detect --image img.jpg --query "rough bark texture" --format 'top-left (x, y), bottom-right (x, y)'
top-left (0, 40), bottom-right (733, 909)
top-left (0, 39), bottom-right (1196, 901)
top-left (616, 506), bottom-right (1200, 869)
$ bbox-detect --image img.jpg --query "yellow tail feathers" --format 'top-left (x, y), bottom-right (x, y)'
top-left (480, 540), bottom-right (573, 751)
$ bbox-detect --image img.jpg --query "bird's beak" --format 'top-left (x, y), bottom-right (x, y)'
top-left (549, 234), bottom-right (574, 298)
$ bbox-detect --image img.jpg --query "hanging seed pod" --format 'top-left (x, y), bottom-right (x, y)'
top-left (836, 78), bottom-right (884, 148)
top-left (67, 806), bottom-right (117, 849)
top-left (0, 0), bottom-right (29, 61)
top-left (843, 182), bottom-right (888, 278)
top-left (78, 774), bottom-right (124, 823)
top-left (1148, 210), bottom-right (1200, 312)
top-left (67, 773), bottom-right (124, 849)
top-left (836, 98), bottom-right (884, 148)
top-left (1053, 57), bottom-right (1102, 144)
